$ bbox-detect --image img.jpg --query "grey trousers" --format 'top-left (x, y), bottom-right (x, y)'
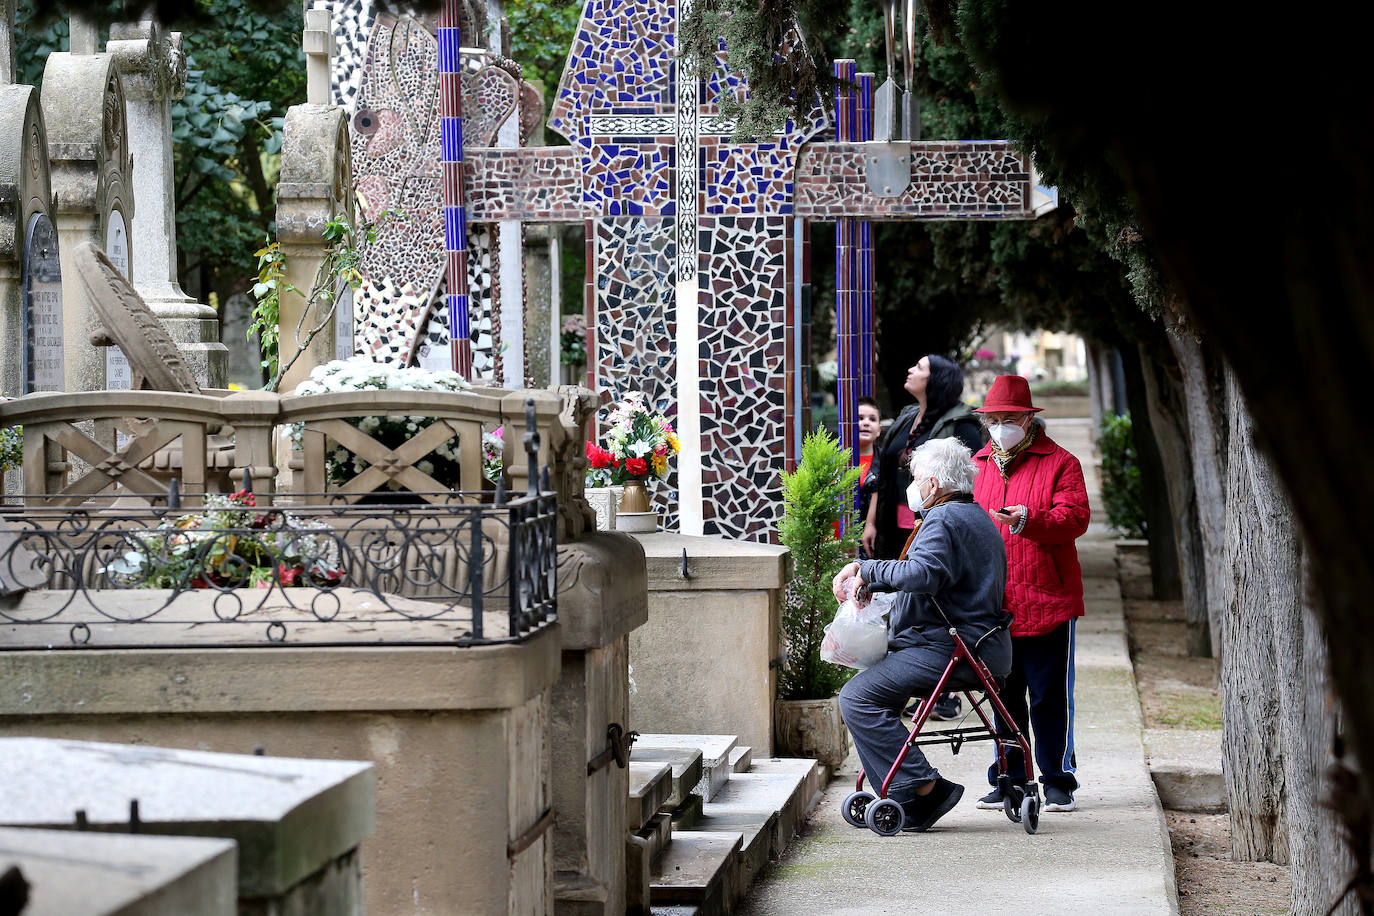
top-left (838, 644), bottom-right (961, 804)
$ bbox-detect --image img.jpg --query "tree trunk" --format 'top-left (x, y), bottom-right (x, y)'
top-left (1166, 326), bottom-right (1227, 655)
top-left (1220, 369), bottom-right (1289, 862)
top-left (1279, 550), bottom-right (1358, 914)
top-left (1139, 340), bottom-right (1211, 656)
top-left (1119, 345), bottom-right (1179, 600)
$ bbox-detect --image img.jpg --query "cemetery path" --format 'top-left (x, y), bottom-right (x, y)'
top-left (740, 417), bottom-right (1180, 916)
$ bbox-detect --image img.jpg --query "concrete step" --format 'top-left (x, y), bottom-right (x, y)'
top-left (650, 907), bottom-right (699, 916)
top-left (705, 759), bottom-right (820, 861)
top-left (670, 792), bottom-right (703, 831)
top-left (685, 807), bottom-right (777, 904)
top-left (728, 745), bottom-right (752, 774)
top-left (636, 734), bottom-right (737, 801)
top-left (629, 761), bottom-right (675, 833)
top-left (746, 757), bottom-right (824, 818)
top-left (1144, 728), bottom-right (1225, 811)
top-left (637, 811), bottom-right (672, 864)
top-left (650, 830), bottom-right (742, 916)
top-left (631, 746), bottom-right (705, 809)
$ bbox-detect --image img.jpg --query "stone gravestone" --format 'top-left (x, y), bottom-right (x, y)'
top-left (0, 83), bottom-right (57, 399)
top-left (0, 737), bottom-right (375, 913)
top-left (41, 23), bottom-right (136, 395)
top-left (219, 291), bottom-right (263, 387)
top-left (107, 19), bottom-right (228, 388)
top-left (0, 826), bottom-right (237, 915)
top-left (20, 214), bottom-right (62, 393)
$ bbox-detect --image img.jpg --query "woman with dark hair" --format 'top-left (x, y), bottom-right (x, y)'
top-left (862, 355), bottom-right (984, 560)
top-left (861, 355), bottom-right (984, 720)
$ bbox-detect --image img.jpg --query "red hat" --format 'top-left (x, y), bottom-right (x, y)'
top-left (974, 374), bottom-right (1042, 413)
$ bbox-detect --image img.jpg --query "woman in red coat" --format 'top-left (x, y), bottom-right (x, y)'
top-left (970, 375), bottom-right (1091, 812)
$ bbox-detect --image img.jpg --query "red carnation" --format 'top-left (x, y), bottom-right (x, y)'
top-left (625, 457), bottom-right (648, 476)
top-left (586, 441), bottom-right (612, 470)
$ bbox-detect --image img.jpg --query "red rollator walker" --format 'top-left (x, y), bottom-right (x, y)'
top-left (841, 619), bottom-right (1043, 836)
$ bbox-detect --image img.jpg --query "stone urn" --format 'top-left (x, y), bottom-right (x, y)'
top-left (774, 696), bottom-right (849, 768)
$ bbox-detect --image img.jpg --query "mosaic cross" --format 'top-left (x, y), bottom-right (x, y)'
top-left (328, 0), bottom-right (1039, 542)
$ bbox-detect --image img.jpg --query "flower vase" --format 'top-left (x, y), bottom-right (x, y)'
top-left (615, 479), bottom-right (657, 532)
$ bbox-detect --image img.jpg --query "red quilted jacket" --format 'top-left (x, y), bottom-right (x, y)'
top-left (972, 430), bottom-right (1091, 637)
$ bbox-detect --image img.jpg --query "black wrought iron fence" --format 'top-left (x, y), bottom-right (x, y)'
top-left (0, 405), bottom-right (558, 649)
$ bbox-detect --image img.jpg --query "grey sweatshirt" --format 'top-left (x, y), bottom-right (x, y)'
top-left (859, 494), bottom-right (1012, 676)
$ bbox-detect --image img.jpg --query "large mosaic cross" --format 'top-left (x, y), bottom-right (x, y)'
top-left (329, 0), bottom-right (1038, 541)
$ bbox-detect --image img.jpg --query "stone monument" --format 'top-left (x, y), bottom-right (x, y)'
top-left (0, 71), bottom-right (58, 397)
top-left (42, 13), bottom-right (136, 394)
top-left (107, 19), bottom-right (228, 388)
top-left (275, 6), bottom-right (353, 394)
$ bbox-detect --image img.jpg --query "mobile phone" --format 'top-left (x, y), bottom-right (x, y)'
top-left (998, 507), bottom-right (1012, 513)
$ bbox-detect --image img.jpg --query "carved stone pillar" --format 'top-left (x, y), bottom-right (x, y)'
top-left (108, 19), bottom-right (227, 388)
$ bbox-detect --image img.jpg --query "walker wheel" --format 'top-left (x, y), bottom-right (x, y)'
top-left (1003, 784), bottom-right (1025, 824)
top-left (841, 791), bottom-right (875, 828)
top-left (865, 798), bottom-right (905, 837)
top-left (1021, 795), bottom-right (1040, 835)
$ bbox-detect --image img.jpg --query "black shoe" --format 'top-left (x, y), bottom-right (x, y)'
top-left (929, 693), bottom-right (961, 721)
top-left (1043, 786), bottom-right (1077, 811)
top-left (902, 779), bottom-right (964, 832)
top-left (974, 787), bottom-right (1004, 810)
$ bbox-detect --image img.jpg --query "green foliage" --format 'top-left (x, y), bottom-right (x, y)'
top-left (777, 429), bottom-right (861, 700)
top-left (172, 0), bottom-right (305, 299)
top-left (0, 425), bottom-right (22, 472)
top-left (506, 0), bottom-right (581, 103)
top-left (251, 215), bottom-right (380, 390)
top-left (1099, 413), bottom-right (1146, 538)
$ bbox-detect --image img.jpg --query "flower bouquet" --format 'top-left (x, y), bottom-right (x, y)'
top-left (585, 393), bottom-right (679, 487)
top-left (99, 490), bottom-right (345, 590)
top-left (292, 357), bottom-right (474, 491)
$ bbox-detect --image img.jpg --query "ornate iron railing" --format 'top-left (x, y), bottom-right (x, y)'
top-left (0, 407), bottom-right (558, 650)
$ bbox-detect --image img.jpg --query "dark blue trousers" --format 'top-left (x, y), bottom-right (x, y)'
top-left (987, 620), bottom-right (1079, 794)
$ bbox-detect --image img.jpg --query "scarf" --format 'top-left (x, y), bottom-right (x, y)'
top-left (990, 424), bottom-right (1038, 481)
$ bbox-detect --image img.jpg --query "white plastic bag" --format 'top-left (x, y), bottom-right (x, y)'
top-left (820, 581), bottom-right (893, 669)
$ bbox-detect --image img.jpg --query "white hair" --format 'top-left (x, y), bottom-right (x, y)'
top-left (908, 437), bottom-right (977, 494)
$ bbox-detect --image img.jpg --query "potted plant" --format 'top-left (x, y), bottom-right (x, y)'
top-left (774, 428), bottom-right (861, 768)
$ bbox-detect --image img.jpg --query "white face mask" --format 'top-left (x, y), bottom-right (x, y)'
top-left (906, 478), bottom-right (933, 511)
top-left (988, 422), bottom-right (1026, 451)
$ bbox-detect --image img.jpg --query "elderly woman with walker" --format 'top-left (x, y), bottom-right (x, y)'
top-left (832, 437), bottom-right (1011, 832)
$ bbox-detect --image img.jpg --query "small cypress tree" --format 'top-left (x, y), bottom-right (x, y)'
top-left (777, 429), bottom-right (862, 700)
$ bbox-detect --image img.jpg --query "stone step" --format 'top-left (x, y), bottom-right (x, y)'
top-left (1144, 728), bottom-right (1225, 811)
top-left (636, 734), bottom-right (737, 801)
top-left (650, 907), bottom-right (699, 916)
top-left (684, 807), bottom-right (777, 904)
top-left (728, 745), bottom-right (752, 774)
top-left (746, 757), bottom-right (824, 818)
top-left (670, 792), bottom-right (703, 831)
top-left (705, 759), bottom-right (821, 861)
top-left (630, 746), bottom-right (705, 809)
top-left (637, 811), bottom-right (673, 865)
top-left (628, 761), bottom-right (674, 833)
top-left (650, 830), bottom-right (742, 916)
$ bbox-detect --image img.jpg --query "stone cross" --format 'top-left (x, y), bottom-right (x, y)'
top-left (107, 20), bottom-right (227, 387)
top-left (457, 0), bottom-right (1034, 540)
top-left (302, 7), bottom-right (334, 106)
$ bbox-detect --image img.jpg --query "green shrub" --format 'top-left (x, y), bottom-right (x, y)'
top-left (1029, 379), bottom-right (1089, 397)
top-left (777, 429), bottom-right (861, 700)
top-left (1099, 413), bottom-right (1146, 538)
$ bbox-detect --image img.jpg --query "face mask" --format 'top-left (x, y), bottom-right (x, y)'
top-left (989, 423), bottom-right (1026, 451)
top-left (906, 478), bottom-right (933, 510)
